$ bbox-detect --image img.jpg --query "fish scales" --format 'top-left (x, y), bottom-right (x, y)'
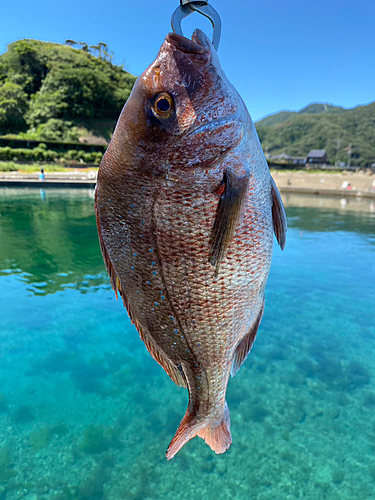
top-left (95, 29), bottom-right (287, 459)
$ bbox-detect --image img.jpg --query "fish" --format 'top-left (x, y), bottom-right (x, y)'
top-left (95, 29), bottom-right (287, 459)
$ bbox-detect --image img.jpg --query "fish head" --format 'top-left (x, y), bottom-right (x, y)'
top-left (107, 29), bottom-right (245, 175)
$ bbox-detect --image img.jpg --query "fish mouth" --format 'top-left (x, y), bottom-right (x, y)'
top-left (166, 29), bottom-right (211, 67)
top-left (166, 32), bottom-right (207, 55)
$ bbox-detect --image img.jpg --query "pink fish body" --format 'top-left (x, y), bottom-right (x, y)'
top-left (95, 30), bottom-right (286, 459)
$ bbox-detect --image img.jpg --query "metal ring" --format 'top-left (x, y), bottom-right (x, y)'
top-left (180, 0), bottom-right (208, 5)
top-left (171, 1), bottom-right (221, 51)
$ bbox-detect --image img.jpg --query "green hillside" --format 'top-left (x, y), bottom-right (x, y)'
top-left (255, 101), bottom-right (375, 167)
top-left (0, 39), bottom-right (136, 143)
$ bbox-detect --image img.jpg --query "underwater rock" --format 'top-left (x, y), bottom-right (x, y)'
top-left (0, 446), bottom-right (16, 483)
top-left (247, 405), bottom-right (270, 423)
top-left (13, 405), bottom-right (35, 424)
top-left (283, 403), bottom-right (306, 429)
top-left (331, 468), bottom-right (345, 484)
top-left (288, 370), bottom-right (306, 388)
top-left (326, 407), bottom-right (340, 420)
top-left (346, 361), bottom-right (370, 390)
top-left (78, 463), bottom-right (108, 500)
top-left (256, 363), bottom-right (267, 373)
top-left (79, 425), bottom-right (121, 454)
top-left (336, 393), bottom-right (349, 406)
top-left (296, 358), bottom-right (317, 378)
top-left (316, 359), bottom-right (344, 385)
top-left (31, 350), bottom-right (79, 374)
top-left (0, 393), bottom-right (7, 412)
top-left (117, 411), bottom-right (130, 430)
top-left (364, 392), bottom-right (375, 408)
top-left (50, 423), bottom-right (68, 436)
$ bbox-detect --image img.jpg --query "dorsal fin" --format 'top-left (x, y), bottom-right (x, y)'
top-left (231, 300), bottom-right (264, 377)
top-left (271, 177), bottom-right (287, 250)
top-left (95, 201), bottom-right (186, 388)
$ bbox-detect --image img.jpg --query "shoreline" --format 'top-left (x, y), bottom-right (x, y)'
top-left (0, 170), bottom-right (375, 198)
top-left (271, 169), bottom-right (375, 198)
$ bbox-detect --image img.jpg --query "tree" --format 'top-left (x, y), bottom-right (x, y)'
top-left (0, 81), bottom-right (28, 132)
top-left (65, 39), bottom-right (78, 47)
top-left (4, 40), bottom-right (47, 95)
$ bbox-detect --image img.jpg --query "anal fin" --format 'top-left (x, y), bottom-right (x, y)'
top-left (231, 300), bottom-right (265, 377)
top-left (138, 325), bottom-right (187, 388)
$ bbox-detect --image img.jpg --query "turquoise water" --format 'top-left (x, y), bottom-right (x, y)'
top-left (0, 187), bottom-right (375, 500)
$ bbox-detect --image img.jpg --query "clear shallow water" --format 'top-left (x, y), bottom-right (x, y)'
top-left (0, 187), bottom-right (375, 500)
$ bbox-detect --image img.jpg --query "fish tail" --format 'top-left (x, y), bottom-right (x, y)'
top-left (166, 401), bottom-right (232, 460)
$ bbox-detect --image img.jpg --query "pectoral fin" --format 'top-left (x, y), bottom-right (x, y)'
top-left (271, 177), bottom-right (287, 250)
top-left (209, 170), bottom-right (250, 269)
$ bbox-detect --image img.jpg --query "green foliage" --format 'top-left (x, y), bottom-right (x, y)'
top-left (0, 145), bottom-right (57, 162)
top-left (30, 119), bottom-right (80, 142)
top-left (0, 81), bottom-right (28, 132)
top-left (26, 65), bottom-right (121, 125)
top-left (256, 101), bottom-right (375, 167)
top-left (0, 161), bottom-right (74, 172)
top-left (0, 161), bottom-right (19, 171)
top-left (256, 111), bottom-right (296, 128)
top-left (0, 145), bottom-right (103, 164)
top-left (0, 38), bottom-right (136, 138)
top-left (2, 39), bottom-right (48, 95)
top-left (26, 89), bottom-right (69, 127)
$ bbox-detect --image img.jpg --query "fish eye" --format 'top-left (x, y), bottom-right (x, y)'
top-left (152, 92), bottom-right (174, 118)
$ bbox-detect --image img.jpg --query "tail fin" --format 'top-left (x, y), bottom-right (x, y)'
top-left (166, 401), bottom-right (232, 460)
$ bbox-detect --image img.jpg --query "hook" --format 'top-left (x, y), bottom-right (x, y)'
top-left (171, 1), bottom-right (222, 51)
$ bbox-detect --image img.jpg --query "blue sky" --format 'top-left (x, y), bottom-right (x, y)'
top-left (1, 0), bottom-right (374, 120)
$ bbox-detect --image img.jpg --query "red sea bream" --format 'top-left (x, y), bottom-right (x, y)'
top-left (95, 29), bottom-right (287, 459)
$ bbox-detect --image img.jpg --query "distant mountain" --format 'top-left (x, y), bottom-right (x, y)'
top-left (255, 101), bottom-right (375, 167)
top-left (256, 102), bottom-right (346, 127)
top-left (298, 103), bottom-right (345, 115)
